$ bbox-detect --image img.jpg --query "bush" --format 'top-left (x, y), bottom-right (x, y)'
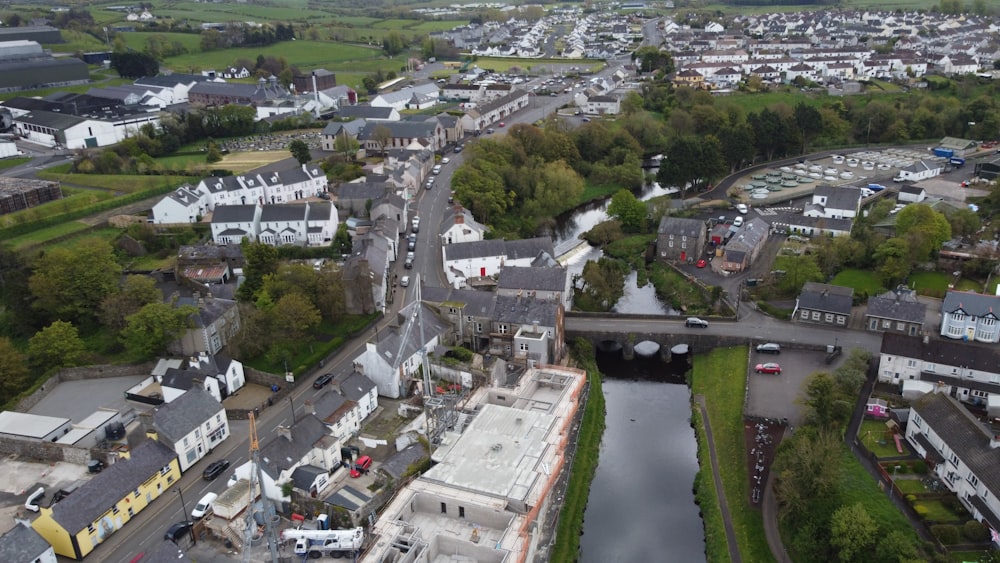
top-left (962, 520), bottom-right (988, 542)
top-left (912, 460), bottom-right (927, 474)
top-left (446, 347), bottom-right (473, 362)
top-left (914, 505), bottom-right (929, 518)
top-left (895, 463), bottom-right (908, 474)
top-left (930, 524), bottom-right (960, 545)
top-left (906, 494), bottom-right (917, 503)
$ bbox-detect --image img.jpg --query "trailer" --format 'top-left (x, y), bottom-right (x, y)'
top-left (280, 526), bottom-right (364, 558)
top-left (933, 147), bottom-right (954, 158)
top-left (949, 157), bottom-right (966, 167)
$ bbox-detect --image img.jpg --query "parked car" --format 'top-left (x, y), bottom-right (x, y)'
top-left (685, 317), bottom-right (709, 328)
top-left (441, 157), bottom-right (450, 164)
top-left (411, 216), bottom-right (420, 233)
top-left (312, 372), bottom-right (334, 390)
top-left (755, 363), bottom-right (782, 374)
top-left (350, 455), bottom-right (373, 478)
top-left (486, 128), bottom-right (495, 134)
top-left (164, 521), bottom-right (193, 542)
top-left (696, 259), bottom-right (707, 268)
top-left (581, 117), bottom-right (591, 122)
top-left (733, 216), bottom-right (744, 227)
top-left (404, 256), bottom-right (414, 269)
top-left (400, 275), bottom-right (410, 287)
top-left (735, 203), bottom-right (748, 214)
top-left (202, 459), bottom-right (230, 481)
top-left (191, 492), bottom-right (217, 520)
top-left (454, 145), bottom-right (463, 153)
top-left (498, 121), bottom-right (505, 127)
top-left (756, 343), bottom-right (781, 354)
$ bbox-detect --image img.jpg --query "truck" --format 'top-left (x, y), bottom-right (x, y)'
top-left (280, 526), bottom-right (364, 558)
top-left (933, 147), bottom-right (954, 159)
top-left (949, 156), bottom-right (965, 167)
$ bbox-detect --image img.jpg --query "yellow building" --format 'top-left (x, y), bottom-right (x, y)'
top-left (31, 441), bottom-right (180, 560)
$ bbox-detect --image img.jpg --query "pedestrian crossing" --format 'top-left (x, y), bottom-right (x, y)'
top-left (755, 207), bottom-right (800, 216)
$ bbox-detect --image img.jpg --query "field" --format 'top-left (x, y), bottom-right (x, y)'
top-left (35, 170), bottom-right (197, 194)
top-left (154, 39), bottom-right (388, 74)
top-left (908, 271), bottom-right (952, 298)
top-left (153, 150), bottom-right (291, 175)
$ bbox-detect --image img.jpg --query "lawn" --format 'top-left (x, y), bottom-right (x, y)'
top-left (909, 271), bottom-right (951, 298)
top-left (0, 157), bottom-right (30, 171)
top-left (913, 499), bottom-right (967, 522)
top-left (0, 190), bottom-right (115, 230)
top-left (831, 268), bottom-right (882, 297)
top-left (5, 221), bottom-right (93, 251)
top-left (34, 171), bottom-right (198, 194)
top-left (894, 479), bottom-right (929, 494)
top-left (858, 419), bottom-right (909, 458)
top-left (954, 278), bottom-right (984, 292)
top-left (161, 40), bottom-right (384, 74)
top-left (836, 446), bottom-right (917, 536)
top-left (692, 346), bottom-right (775, 563)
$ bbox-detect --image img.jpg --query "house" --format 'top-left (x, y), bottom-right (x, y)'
top-left (779, 215), bottom-right (854, 238)
top-left (370, 84), bottom-right (441, 111)
top-left (672, 69), bottom-right (705, 88)
top-left (904, 392), bottom-right (1000, 535)
top-left (584, 95), bottom-right (621, 115)
top-left (496, 266), bottom-right (568, 305)
top-left (211, 204), bottom-right (260, 245)
top-left (357, 120), bottom-right (445, 154)
top-left (442, 237), bottom-right (555, 288)
top-left (133, 74), bottom-right (215, 105)
top-left (342, 233), bottom-right (393, 314)
top-left (878, 333), bottom-right (1000, 416)
top-left (721, 217), bottom-right (769, 272)
top-left (795, 282), bottom-right (853, 327)
top-left (352, 302), bottom-right (452, 398)
top-left (320, 120), bottom-right (366, 153)
top-left (865, 286), bottom-right (926, 336)
top-left (490, 294), bottom-right (564, 366)
top-left (310, 391), bottom-right (360, 442)
top-left (898, 185), bottom-right (926, 203)
top-left (152, 388), bottom-right (229, 473)
top-left (940, 290), bottom-right (1000, 344)
top-left (336, 106), bottom-right (399, 121)
top-left (866, 397), bottom-right (889, 417)
top-left (169, 294), bottom-right (240, 357)
top-left (656, 217), bottom-right (706, 263)
top-left (151, 185), bottom-right (208, 224)
top-left (804, 185), bottom-right (862, 220)
top-left (421, 286), bottom-right (497, 353)
top-left (230, 415), bottom-right (342, 504)
top-left (335, 371), bottom-right (379, 421)
top-left (0, 523), bottom-right (56, 563)
top-left (896, 160), bottom-right (943, 182)
top-left (31, 441), bottom-right (180, 560)
top-left (440, 206), bottom-right (486, 245)
top-left (458, 89), bottom-right (530, 133)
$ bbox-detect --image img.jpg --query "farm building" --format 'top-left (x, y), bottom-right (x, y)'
top-left (0, 177), bottom-right (62, 215)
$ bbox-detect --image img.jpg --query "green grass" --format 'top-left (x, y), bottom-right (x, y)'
top-left (715, 89), bottom-right (827, 115)
top-left (160, 40), bottom-right (385, 74)
top-left (579, 182), bottom-right (623, 204)
top-left (692, 346), bottom-right (775, 563)
top-left (0, 190), bottom-right (115, 230)
top-left (948, 550), bottom-right (995, 563)
top-left (955, 278), bottom-right (984, 292)
top-left (5, 221), bottom-right (93, 250)
top-left (551, 339), bottom-right (606, 562)
top-left (243, 314), bottom-right (376, 376)
top-left (836, 446), bottom-right (917, 536)
top-left (858, 419), bottom-right (908, 458)
top-left (44, 29), bottom-right (108, 54)
top-left (909, 271), bottom-right (951, 298)
top-left (120, 31), bottom-right (205, 54)
top-left (34, 171), bottom-right (198, 194)
top-left (691, 403), bottom-right (730, 562)
top-left (913, 499), bottom-right (966, 522)
top-left (46, 227), bottom-right (123, 251)
top-left (894, 479), bottom-right (928, 494)
top-left (831, 268), bottom-right (882, 296)
top-left (0, 157), bottom-right (30, 171)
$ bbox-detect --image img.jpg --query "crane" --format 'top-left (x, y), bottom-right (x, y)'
top-left (243, 412), bottom-right (279, 563)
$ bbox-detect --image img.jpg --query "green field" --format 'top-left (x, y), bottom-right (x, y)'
top-left (908, 271), bottom-right (952, 298)
top-left (148, 0), bottom-right (338, 24)
top-left (159, 39), bottom-right (388, 74)
top-left (5, 221), bottom-right (94, 251)
top-left (35, 170), bottom-right (197, 194)
top-left (836, 447), bottom-right (916, 535)
top-left (830, 268), bottom-right (882, 297)
top-left (44, 29), bottom-right (107, 54)
top-left (0, 157), bottom-right (30, 171)
top-left (120, 31), bottom-right (204, 53)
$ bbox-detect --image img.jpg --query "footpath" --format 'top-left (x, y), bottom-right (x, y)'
top-left (694, 394), bottom-right (742, 563)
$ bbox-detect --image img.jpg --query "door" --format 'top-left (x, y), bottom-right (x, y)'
top-left (680, 251), bottom-right (687, 261)
top-left (480, 267), bottom-right (486, 277)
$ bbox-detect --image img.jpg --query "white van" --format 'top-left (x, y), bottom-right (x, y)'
top-left (192, 492), bottom-right (218, 519)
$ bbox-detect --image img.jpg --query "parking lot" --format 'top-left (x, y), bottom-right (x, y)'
top-left (745, 346), bottom-right (848, 427)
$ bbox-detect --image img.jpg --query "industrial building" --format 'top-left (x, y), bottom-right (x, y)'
top-left (0, 39), bottom-right (88, 93)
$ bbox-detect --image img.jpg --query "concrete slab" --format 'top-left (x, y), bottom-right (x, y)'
top-left (0, 458), bottom-right (92, 533)
top-left (29, 375), bottom-right (147, 423)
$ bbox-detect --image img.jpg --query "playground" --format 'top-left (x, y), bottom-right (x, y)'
top-left (859, 418), bottom-right (912, 458)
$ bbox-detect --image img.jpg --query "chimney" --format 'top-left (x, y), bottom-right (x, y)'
top-left (923, 334), bottom-right (929, 345)
top-left (276, 425), bottom-right (292, 441)
top-left (532, 320), bottom-right (539, 333)
top-left (454, 210), bottom-right (464, 225)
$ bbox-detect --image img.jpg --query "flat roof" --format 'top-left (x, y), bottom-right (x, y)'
top-left (422, 403), bottom-right (554, 501)
top-left (0, 411), bottom-right (68, 439)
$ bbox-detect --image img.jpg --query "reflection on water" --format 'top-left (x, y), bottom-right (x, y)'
top-left (613, 271), bottom-right (678, 316)
top-left (580, 351), bottom-right (705, 562)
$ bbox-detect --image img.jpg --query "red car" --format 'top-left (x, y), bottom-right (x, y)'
top-left (696, 259), bottom-right (707, 268)
top-left (498, 121), bottom-right (506, 127)
top-left (755, 363), bottom-right (781, 374)
top-left (350, 455), bottom-right (372, 478)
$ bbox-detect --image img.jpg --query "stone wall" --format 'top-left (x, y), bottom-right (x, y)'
top-left (15, 362), bottom-right (155, 413)
top-left (0, 435), bottom-right (94, 465)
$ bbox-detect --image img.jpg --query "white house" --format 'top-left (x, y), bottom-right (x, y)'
top-left (337, 371), bottom-right (378, 421)
top-left (152, 387), bottom-right (229, 473)
top-left (440, 206), bottom-right (486, 246)
top-left (442, 237), bottom-right (554, 288)
top-left (211, 204), bottom-right (261, 245)
top-left (940, 291), bottom-right (1000, 344)
top-left (896, 160), bottom-right (943, 182)
top-left (352, 302), bottom-right (452, 398)
top-left (134, 74), bottom-right (216, 105)
top-left (905, 391), bottom-right (1000, 536)
top-left (13, 110), bottom-right (160, 149)
top-left (258, 204), bottom-right (309, 246)
top-left (584, 95), bottom-right (621, 115)
top-left (0, 523), bottom-right (57, 563)
top-left (370, 84), bottom-right (441, 111)
top-left (897, 185), bottom-right (926, 204)
top-left (151, 185), bottom-right (209, 224)
top-left (803, 185), bottom-right (862, 220)
top-left (310, 391), bottom-right (361, 442)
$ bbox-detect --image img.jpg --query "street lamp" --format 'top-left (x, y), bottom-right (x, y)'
top-left (889, 465), bottom-right (902, 501)
top-left (175, 489), bottom-right (196, 544)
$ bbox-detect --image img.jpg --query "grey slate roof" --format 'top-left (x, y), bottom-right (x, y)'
top-left (358, 120), bottom-right (437, 141)
top-left (378, 444), bottom-right (426, 481)
top-left (658, 216), bottom-right (705, 238)
top-left (444, 238), bottom-right (507, 261)
top-left (504, 237), bottom-right (554, 260)
top-left (0, 523), bottom-right (51, 562)
top-left (211, 204), bottom-right (257, 223)
top-left (338, 182), bottom-right (388, 201)
top-left (881, 333), bottom-right (1000, 375)
top-left (338, 106), bottom-right (395, 119)
top-left (312, 390), bottom-right (348, 422)
top-left (726, 217), bottom-right (769, 252)
top-left (497, 266), bottom-right (566, 293)
top-left (493, 294), bottom-right (558, 327)
top-left (798, 282), bottom-right (854, 315)
top-left (16, 110), bottom-right (85, 129)
top-left (260, 204), bottom-right (307, 222)
top-left (867, 288), bottom-right (926, 323)
top-left (911, 392), bottom-right (1000, 499)
top-left (942, 290), bottom-right (1000, 318)
top-left (814, 184), bottom-right (862, 211)
top-left (153, 388), bottom-right (223, 444)
top-left (49, 441), bottom-right (177, 533)
top-left (258, 415), bottom-right (328, 479)
top-left (421, 286), bottom-right (497, 319)
top-left (173, 296), bottom-right (237, 329)
top-left (290, 464), bottom-right (326, 490)
top-left (376, 302), bottom-right (452, 369)
top-left (900, 185), bottom-right (924, 195)
top-left (134, 73), bottom-right (211, 88)
top-left (339, 372), bottom-right (375, 403)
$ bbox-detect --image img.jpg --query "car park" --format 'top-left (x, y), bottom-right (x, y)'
top-left (685, 317), bottom-right (709, 328)
top-left (400, 276), bottom-right (410, 287)
top-left (202, 459), bottom-right (230, 481)
top-left (755, 363), bottom-right (782, 374)
top-left (313, 372), bottom-right (334, 389)
top-left (164, 521), bottom-right (194, 542)
top-left (350, 455), bottom-right (373, 478)
top-left (191, 492), bottom-right (217, 519)
top-left (756, 343), bottom-right (781, 354)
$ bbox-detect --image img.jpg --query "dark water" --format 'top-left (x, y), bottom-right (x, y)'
top-left (579, 351), bottom-right (706, 563)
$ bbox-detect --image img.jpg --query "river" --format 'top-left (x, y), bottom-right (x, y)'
top-left (579, 351), bottom-right (706, 562)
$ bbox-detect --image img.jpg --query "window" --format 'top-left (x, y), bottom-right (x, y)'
top-left (87, 524), bottom-right (95, 534)
top-left (968, 474), bottom-right (980, 488)
top-left (449, 307), bottom-right (458, 314)
top-left (883, 319), bottom-right (892, 328)
top-left (134, 489), bottom-right (140, 499)
top-left (519, 342), bottom-right (528, 351)
top-left (948, 325), bottom-right (963, 337)
top-left (498, 324), bottom-right (508, 334)
top-left (440, 502), bottom-right (447, 514)
top-left (907, 359), bottom-right (917, 368)
top-left (926, 363), bottom-right (936, 373)
top-left (668, 241), bottom-right (674, 248)
top-left (911, 413), bottom-right (921, 428)
top-left (953, 313), bottom-right (965, 322)
top-left (972, 389), bottom-right (989, 398)
top-left (837, 315), bottom-right (846, 325)
top-left (811, 311), bottom-right (820, 321)
top-left (896, 322), bottom-right (905, 331)
top-left (984, 318), bottom-right (997, 326)
top-left (112, 505), bottom-right (120, 515)
top-left (949, 452), bottom-right (959, 467)
top-left (825, 313), bottom-right (833, 323)
top-left (801, 310), bottom-right (810, 320)
top-left (459, 506), bottom-right (466, 518)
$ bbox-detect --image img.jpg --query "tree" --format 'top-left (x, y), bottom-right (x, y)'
top-left (794, 102), bottom-right (823, 154)
top-left (237, 241), bottom-right (280, 302)
top-left (269, 293), bottom-right (321, 350)
top-left (333, 130), bottom-right (359, 159)
top-left (110, 51), bottom-right (160, 79)
top-left (121, 302), bottom-right (197, 359)
top-left (372, 125), bottom-right (393, 156)
top-left (0, 338), bottom-right (29, 400)
top-left (607, 189), bottom-right (647, 233)
top-left (632, 46), bottom-right (675, 75)
top-left (29, 242), bottom-right (122, 325)
top-left (523, 160), bottom-right (585, 222)
top-left (719, 123), bottom-right (756, 172)
top-left (894, 204), bottom-right (951, 261)
top-left (773, 429), bottom-right (842, 522)
top-left (288, 139), bottom-right (311, 165)
top-left (830, 503), bottom-right (878, 563)
top-left (657, 135), bottom-right (726, 200)
top-left (780, 254), bottom-right (823, 294)
top-left (27, 321), bottom-right (88, 373)
top-left (874, 237), bottom-right (913, 286)
top-left (576, 258), bottom-right (627, 312)
top-left (100, 275), bottom-right (162, 331)
top-left (874, 530), bottom-right (919, 563)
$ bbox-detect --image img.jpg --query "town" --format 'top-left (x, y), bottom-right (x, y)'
top-left (0, 2), bottom-right (999, 563)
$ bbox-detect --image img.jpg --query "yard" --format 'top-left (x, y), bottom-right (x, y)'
top-left (836, 447), bottom-right (915, 536)
top-left (831, 268), bottom-right (882, 297)
top-left (857, 419), bottom-right (910, 458)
